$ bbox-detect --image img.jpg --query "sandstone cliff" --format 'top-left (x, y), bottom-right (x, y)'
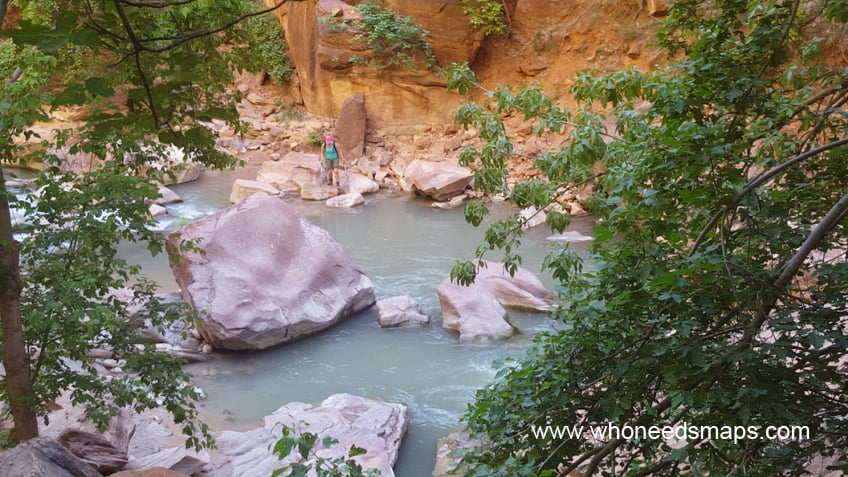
top-left (263, 0), bottom-right (668, 132)
top-left (265, 0), bottom-right (491, 132)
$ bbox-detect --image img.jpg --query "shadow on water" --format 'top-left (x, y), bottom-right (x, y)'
top-left (119, 168), bottom-right (596, 476)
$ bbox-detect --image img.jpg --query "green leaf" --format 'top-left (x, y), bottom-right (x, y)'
top-left (464, 200), bottom-right (489, 227)
top-left (450, 260), bottom-right (478, 286)
top-left (297, 432), bottom-right (317, 459)
top-left (349, 444), bottom-right (368, 457)
top-left (3, 19), bottom-right (71, 52)
top-left (84, 77), bottom-right (115, 97)
top-left (51, 84), bottom-right (88, 107)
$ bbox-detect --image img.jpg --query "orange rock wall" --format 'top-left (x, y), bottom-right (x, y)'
top-left (265, 0), bottom-right (484, 132)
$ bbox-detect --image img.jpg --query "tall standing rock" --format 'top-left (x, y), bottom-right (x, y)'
top-left (334, 93), bottom-right (367, 162)
top-left (166, 195), bottom-right (375, 350)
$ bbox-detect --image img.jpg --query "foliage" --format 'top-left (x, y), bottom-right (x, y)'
top-left (318, 14), bottom-right (350, 34)
top-left (13, 0), bottom-right (292, 84)
top-left (0, 39), bottom-right (54, 167)
top-left (532, 26), bottom-right (563, 54)
top-left (322, 1), bottom-right (437, 72)
top-left (242, 6), bottom-right (293, 83)
top-left (448, 0), bottom-right (848, 475)
top-left (12, 0), bottom-right (60, 26)
top-left (16, 162), bottom-right (212, 448)
top-left (462, 0), bottom-right (507, 36)
top-left (308, 127), bottom-right (327, 148)
top-left (273, 100), bottom-right (305, 123)
top-left (271, 425), bottom-right (380, 477)
top-left (1, 0), bottom-right (287, 444)
top-left (0, 38), bottom-right (17, 78)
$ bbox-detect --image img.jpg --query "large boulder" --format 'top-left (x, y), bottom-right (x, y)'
top-left (228, 178), bottom-right (280, 204)
top-left (208, 394), bottom-right (409, 477)
top-left (439, 286), bottom-right (513, 340)
top-left (437, 260), bottom-right (554, 340)
top-left (339, 170), bottom-right (380, 195)
top-left (166, 195), bottom-right (376, 350)
top-left (0, 437), bottom-right (101, 477)
top-left (402, 159), bottom-right (473, 201)
top-left (255, 151), bottom-right (322, 192)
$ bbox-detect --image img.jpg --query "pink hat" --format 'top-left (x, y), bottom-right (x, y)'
top-left (325, 135), bottom-right (333, 144)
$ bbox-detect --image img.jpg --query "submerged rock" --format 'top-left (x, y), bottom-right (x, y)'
top-left (432, 431), bottom-right (481, 477)
top-left (166, 195), bottom-right (375, 350)
top-left (326, 192), bottom-right (365, 208)
top-left (377, 295), bottom-right (430, 327)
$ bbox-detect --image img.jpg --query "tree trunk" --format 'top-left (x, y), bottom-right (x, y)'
top-left (0, 168), bottom-right (39, 441)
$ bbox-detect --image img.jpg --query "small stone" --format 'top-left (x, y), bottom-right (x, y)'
top-left (149, 204), bottom-right (167, 218)
top-left (193, 386), bottom-right (206, 400)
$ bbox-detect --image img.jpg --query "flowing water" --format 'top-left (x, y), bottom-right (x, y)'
top-left (87, 163), bottom-right (595, 476)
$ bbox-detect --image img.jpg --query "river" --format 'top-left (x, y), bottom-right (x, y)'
top-left (104, 162), bottom-right (595, 476)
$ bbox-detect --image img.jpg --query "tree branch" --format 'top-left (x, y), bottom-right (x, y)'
top-left (112, 0), bottom-right (162, 129)
top-left (133, 0), bottom-right (291, 52)
top-left (689, 136), bottom-right (848, 256)
top-left (0, 0), bottom-right (8, 28)
top-left (116, 0), bottom-right (201, 9)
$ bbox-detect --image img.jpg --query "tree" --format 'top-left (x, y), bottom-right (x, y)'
top-left (1, 0), bottom-right (292, 445)
top-left (448, 0), bottom-right (848, 475)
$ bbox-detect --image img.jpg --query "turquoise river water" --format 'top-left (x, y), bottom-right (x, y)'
top-left (111, 163), bottom-right (594, 476)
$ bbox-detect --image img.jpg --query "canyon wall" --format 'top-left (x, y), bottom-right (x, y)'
top-left (266, 0), bottom-right (491, 132)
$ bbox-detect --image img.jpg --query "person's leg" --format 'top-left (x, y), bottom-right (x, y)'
top-left (324, 159), bottom-right (335, 184)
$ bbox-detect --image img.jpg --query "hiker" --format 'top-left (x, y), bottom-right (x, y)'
top-left (321, 135), bottom-right (342, 186)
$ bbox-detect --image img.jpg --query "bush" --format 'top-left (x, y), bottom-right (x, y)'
top-left (462, 0), bottom-right (507, 36)
top-left (447, 0), bottom-right (848, 474)
top-left (244, 10), bottom-right (293, 83)
top-left (323, 1), bottom-right (437, 72)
